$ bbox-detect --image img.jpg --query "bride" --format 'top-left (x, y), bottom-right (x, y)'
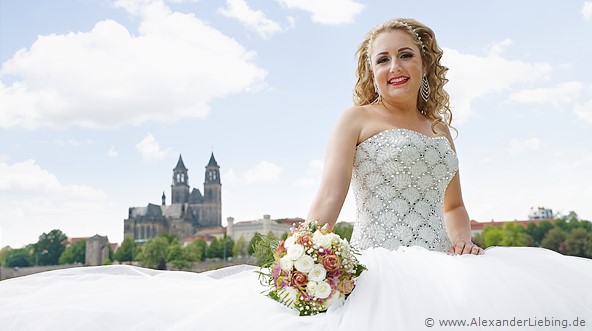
top-left (1, 18), bottom-right (590, 331)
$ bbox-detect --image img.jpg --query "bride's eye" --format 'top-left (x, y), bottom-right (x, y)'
top-left (400, 53), bottom-right (413, 59)
top-left (376, 57), bottom-right (389, 64)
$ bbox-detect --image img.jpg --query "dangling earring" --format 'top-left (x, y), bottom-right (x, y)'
top-left (373, 81), bottom-right (381, 104)
top-left (421, 75), bottom-right (430, 102)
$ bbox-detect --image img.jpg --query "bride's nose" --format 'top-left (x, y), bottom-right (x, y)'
top-left (389, 59), bottom-right (401, 73)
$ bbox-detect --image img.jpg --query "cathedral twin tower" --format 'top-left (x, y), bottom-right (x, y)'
top-left (124, 153), bottom-right (222, 242)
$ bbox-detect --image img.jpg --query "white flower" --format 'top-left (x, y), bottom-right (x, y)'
top-left (323, 292), bottom-right (343, 309)
top-left (279, 255), bottom-right (293, 272)
top-left (284, 236), bottom-right (296, 248)
top-left (329, 233), bottom-right (341, 244)
top-left (313, 231), bottom-right (332, 248)
top-left (287, 244), bottom-right (305, 260)
top-left (314, 280), bottom-right (332, 299)
top-left (278, 287), bottom-right (298, 308)
top-left (308, 264), bottom-right (327, 282)
top-left (306, 281), bottom-right (318, 295)
top-left (294, 255), bottom-right (314, 273)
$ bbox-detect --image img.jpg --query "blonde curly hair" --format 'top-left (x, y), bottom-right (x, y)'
top-left (354, 18), bottom-right (453, 134)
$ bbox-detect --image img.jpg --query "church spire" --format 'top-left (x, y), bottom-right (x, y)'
top-left (174, 154), bottom-right (188, 171)
top-left (207, 152), bottom-right (218, 167)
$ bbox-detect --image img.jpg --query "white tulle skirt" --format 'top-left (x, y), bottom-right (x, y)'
top-left (1, 246), bottom-right (590, 331)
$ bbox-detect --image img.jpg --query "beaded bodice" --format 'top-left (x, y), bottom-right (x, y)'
top-left (350, 128), bottom-right (458, 252)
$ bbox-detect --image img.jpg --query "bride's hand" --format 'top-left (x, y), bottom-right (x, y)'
top-left (449, 240), bottom-right (483, 255)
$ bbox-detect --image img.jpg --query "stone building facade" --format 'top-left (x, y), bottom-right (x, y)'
top-left (86, 234), bottom-right (110, 266)
top-left (226, 215), bottom-right (302, 242)
top-left (123, 153), bottom-right (222, 242)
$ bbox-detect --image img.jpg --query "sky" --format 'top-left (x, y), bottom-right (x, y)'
top-left (1, 0), bottom-right (592, 248)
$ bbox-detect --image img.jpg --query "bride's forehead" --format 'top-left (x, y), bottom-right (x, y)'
top-left (371, 30), bottom-right (417, 52)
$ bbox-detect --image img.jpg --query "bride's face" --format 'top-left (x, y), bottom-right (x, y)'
top-left (370, 29), bottom-right (424, 103)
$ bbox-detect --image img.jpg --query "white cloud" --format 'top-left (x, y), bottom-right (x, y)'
top-left (108, 146), bottom-right (119, 157)
top-left (0, 160), bottom-right (120, 248)
top-left (224, 161), bottom-right (284, 185)
top-left (244, 161), bottom-right (283, 183)
top-left (582, 1), bottom-right (592, 20)
top-left (219, 0), bottom-right (283, 39)
top-left (0, 0), bottom-right (266, 129)
top-left (507, 137), bottom-right (543, 154)
top-left (509, 81), bottom-right (583, 106)
top-left (276, 0), bottom-right (364, 25)
top-left (443, 40), bottom-right (552, 124)
top-left (292, 159), bottom-right (323, 187)
top-left (575, 97), bottom-right (592, 124)
top-left (0, 160), bottom-right (105, 197)
top-left (136, 133), bottom-right (169, 160)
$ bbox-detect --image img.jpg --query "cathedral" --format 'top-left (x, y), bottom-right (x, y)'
top-left (123, 153), bottom-right (222, 242)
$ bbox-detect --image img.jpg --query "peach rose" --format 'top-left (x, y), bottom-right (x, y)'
top-left (296, 234), bottom-right (313, 247)
top-left (321, 254), bottom-right (341, 272)
top-left (338, 278), bottom-right (355, 295)
top-left (291, 271), bottom-right (308, 288)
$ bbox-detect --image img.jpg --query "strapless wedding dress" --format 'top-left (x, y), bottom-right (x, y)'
top-left (1, 129), bottom-right (591, 331)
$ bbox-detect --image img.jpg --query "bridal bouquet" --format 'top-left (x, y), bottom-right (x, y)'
top-left (257, 222), bottom-right (366, 316)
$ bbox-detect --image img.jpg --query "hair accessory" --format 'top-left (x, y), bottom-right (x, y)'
top-left (421, 75), bottom-right (430, 102)
top-left (395, 20), bottom-right (426, 54)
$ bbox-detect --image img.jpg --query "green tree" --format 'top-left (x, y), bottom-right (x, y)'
top-left (207, 237), bottom-right (221, 259)
top-left (524, 221), bottom-right (554, 247)
top-left (192, 238), bottom-right (208, 261)
top-left (167, 239), bottom-right (188, 270)
top-left (34, 229), bottom-right (68, 265)
top-left (220, 236), bottom-right (234, 260)
top-left (248, 232), bottom-right (261, 255)
top-left (499, 223), bottom-right (534, 247)
top-left (4, 248), bottom-right (32, 268)
top-left (183, 239), bottom-right (204, 262)
top-left (58, 240), bottom-right (86, 264)
top-left (334, 222), bottom-right (354, 241)
top-left (541, 228), bottom-right (567, 253)
top-left (114, 238), bottom-right (137, 262)
top-left (232, 236), bottom-right (249, 258)
top-left (138, 237), bottom-right (169, 270)
top-left (0, 246), bottom-right (12, 265)
top-left (565, 228), bottom-right (592, 258)
top-left (482, 226), bottom-right (504, 247)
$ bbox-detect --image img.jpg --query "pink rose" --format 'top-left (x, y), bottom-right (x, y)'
top-left (321, 254), bottom-right (341, 272)
top-left (291, 271), bottom-right (308, 288)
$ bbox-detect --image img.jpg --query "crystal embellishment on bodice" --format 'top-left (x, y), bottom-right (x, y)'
top-left (350, 128), bottom-right (459, 252)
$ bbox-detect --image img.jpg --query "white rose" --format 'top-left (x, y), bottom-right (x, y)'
top-left (308, 264), bottom-right (327, 282)
top-left (279, 255), bottom-right (293, 272)
top-left (284, 236), bottom-right (296, 248)
top-left (314, 280), bottom-right (332, 299)
top-left (278, 287), bottom-right (299, 308)
top-left (287, 244), bottom-right (305, 260)
top-left (306, 281), bottom-right (318, 295)
top-left (294, 255), bottom-right (314, 273)
top-left (313, 231), bottom-right (332, 248)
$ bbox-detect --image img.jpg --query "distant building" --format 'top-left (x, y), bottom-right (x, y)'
top-left (123, 153), bottom-right (223, 243)
top-left (226, 215), bottom-right (303, 242)
top-left (528, 206), bottom-right (553, 220)
top-left (86, 234), bottom-right (110, 266)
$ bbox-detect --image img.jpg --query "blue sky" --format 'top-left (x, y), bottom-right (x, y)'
top-left (1, 0), bottom-right (592, 248)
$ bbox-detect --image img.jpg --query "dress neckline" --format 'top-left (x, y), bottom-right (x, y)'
top-left (357, 128), bottom-right (448, 147)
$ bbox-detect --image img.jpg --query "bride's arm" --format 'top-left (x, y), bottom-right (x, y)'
top-left (306, 107), bottom-right (362, 229)
top-left (442, 127), bottom-right (483, 255)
